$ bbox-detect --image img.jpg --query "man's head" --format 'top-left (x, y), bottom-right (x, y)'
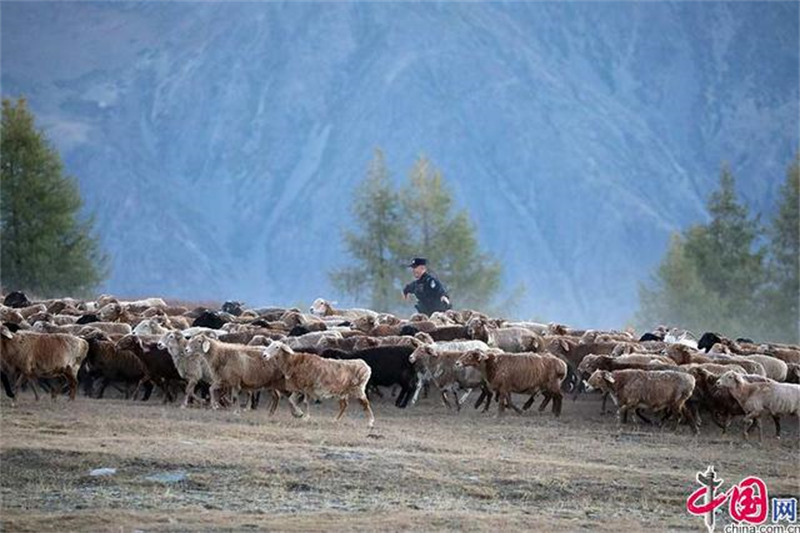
top-left (408, 257), bottom-right (427, 279)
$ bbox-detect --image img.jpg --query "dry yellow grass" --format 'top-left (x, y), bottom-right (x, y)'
top-left (1, 391), bottom-right (798, 532)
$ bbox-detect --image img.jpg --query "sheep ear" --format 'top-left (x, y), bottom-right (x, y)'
top-left (1, 327), bottom-right (12, 339)
top-left (202, 340), bottom-right (211, 353)
top-left (559, 339), bottom-right (569, 351)
top-left (604, 373), bottom-right (615, 384)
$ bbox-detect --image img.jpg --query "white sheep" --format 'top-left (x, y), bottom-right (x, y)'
top-left (715, 371), bottom-right (800, 441)
top-left (309, 298), bottom-right (378, 319)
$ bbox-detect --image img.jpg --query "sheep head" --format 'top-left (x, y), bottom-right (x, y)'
top-left (456, 349), bottom-right (491, 368)
top-left (158, 331), bottom-right (185, 356)
top-left (715, 371), bottom-right (743, 391)
top-left (408, 345), bottom-right (436, 364)
top-left (262, 340), bottom-right (294, 361)
top-left (586, 370), bottom-right (614, 392)
top-left (309, 298), bottom-right (333, 316)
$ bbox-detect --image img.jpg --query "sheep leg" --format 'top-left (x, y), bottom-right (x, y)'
top-left (772, 415), bottom-right (781, 439)
top-left (680, 406), bottom-right (700, 434)
top-left (474, 388), bottom-right (489, 410)
top-left (230, 386), bottom-right (241, 413)
top-left (710, 411), bottom-right (724, 430)
top-left (210, 383), bottom-right (223, 410)
top-left (457, 388), bottom-right (472, 406)
top-left (600, 392), bottom-right (610, 414)
top-left (410, 377), bottom-right (425, 405)
top-left (396, 384), bottom-right (413, 408)
top-left (141, 380), bottom-right (154, 401)
top-left (97, 378), bottom-right (111, 399)
top-left (130, 379), bottom-right (142, 401)
top-left (538, 394), bottom-right (552, 412)
top-left (181, 379), bottom-right (197, 408)
top-left (439, 389), bottom-right (452, 410)
top-left (65, 371), bottom-right (78, 400)
top-left (618, 405), bottom-right (630, 425)
top-left (357, 392), bottom-right (375, 428)
top-left (1, 371), bottom-right (15, 399)
top-left (482, 391), bottom-right (495, 413)
top-left (82, 373), bottom-right (97, 397)
top-left (451, 390), bottom-right (462, 412)
top-left (302, 394), bottom-right (311, 417)
top-left (49, 378), bottom-right (60, 400)
top-left (335, 398), bottom-right (348, 421)
top-left (191, 381), bottom-right (208, 406)
top-left (507, 394), bottom-right (523, 414)
top-left (497, 392), bottom-right (508, 416)
top-left (742, 416), bottom-right (757, 441)
top-left (287, 392), bottom-right (305, 417)
top-left (250, 390), bottom-right (261, 410)
top-left (721, 413), bottom-right (732, 435)
top-left (268, 390), bottom-right (281, 416)
top-left (550, 392), bottom-right (563, 417)
top-left (522, 394), bottom-right (537, 411)
top-left (635, 409), bottom-right (653, 425)
top-left (15, 373), bottom-right (39, 401)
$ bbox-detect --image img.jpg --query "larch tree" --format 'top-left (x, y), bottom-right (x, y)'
top-left (1, 97), bottom-right (108, 297)
top-left (329, 148), bottom-right (410, 313)
top-left (400, 155), bottom-right (502, 311)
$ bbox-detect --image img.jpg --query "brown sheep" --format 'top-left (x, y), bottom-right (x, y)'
top-left (455, 350), bottom-right (567, 416)
top-left (185, 335), bottom-right (285, 413)
top-left (577, 353), bottom-right (678, 413)
top-left (82, 331), bottom-right (151, 399)
top-left (0, 325), bottom-right (88, 400)
top-left (262, 341), bottom-right (374, 427)
top-left (662, 344), bottom-right (713, 365)
top-left (690, 367), bottom-right (771, 435)
top-left (586, 369), bottom-right (697, 432)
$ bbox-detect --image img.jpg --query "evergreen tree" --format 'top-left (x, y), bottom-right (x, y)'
top-left (635, 232), bottom-right (726, 333)
top-left (1, 98), bottom-right (108, 297)
top-left (763, 155), bottom-right (799, 342)
top-left (683, 164), bottom-right (765, 307)
top-left (636, 164), bottom-right (764, 337)
top-left (330, 148), bottom-right (410, 312)
top-left (401, 156), bottom-right (502, 311)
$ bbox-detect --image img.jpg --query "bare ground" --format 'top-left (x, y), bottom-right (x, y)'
top-left (1, 391), bottom-right (798, 532)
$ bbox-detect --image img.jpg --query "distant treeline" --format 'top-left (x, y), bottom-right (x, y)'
top-left (636, 158), bottom-right (799, 344)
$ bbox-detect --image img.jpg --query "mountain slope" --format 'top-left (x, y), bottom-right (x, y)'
top-left (2, 2), bottom-right (797, 327)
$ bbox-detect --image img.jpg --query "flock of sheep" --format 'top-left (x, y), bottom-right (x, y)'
top-left (1, 291), bottom-right (799, 441)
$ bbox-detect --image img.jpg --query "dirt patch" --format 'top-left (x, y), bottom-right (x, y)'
top-left (1, 393), bottom-right (798, 531)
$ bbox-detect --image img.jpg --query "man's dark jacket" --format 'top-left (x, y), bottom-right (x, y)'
top-left (403, 271), bottom-right (451, 316)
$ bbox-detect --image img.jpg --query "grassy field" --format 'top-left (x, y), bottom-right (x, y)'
top-left (1, 390), bottom-right (798, 532)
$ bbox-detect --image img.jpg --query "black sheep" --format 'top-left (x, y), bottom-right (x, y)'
top-left (321, 345), bottom-right (418, 408)
top-left (192, 310), bottom-right (226, 330)
top-left (3, 291), bottom-right (30, 309)
top-left (698, 332), bottom-right (723, 352)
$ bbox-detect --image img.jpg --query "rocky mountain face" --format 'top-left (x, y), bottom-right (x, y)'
top-left (2, 2), bottom-right (797, 327)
